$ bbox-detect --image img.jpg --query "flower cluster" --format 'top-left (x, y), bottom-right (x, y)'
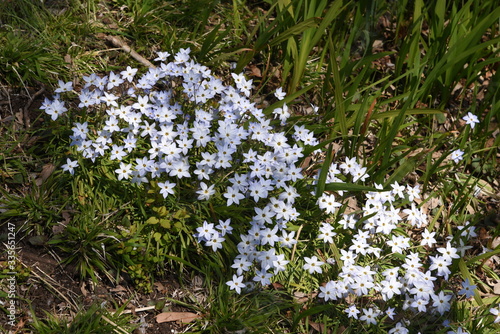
top-left (306, 161), bottom-right (480, 327)
top-left (43, 50), bottom-right (483, 333)
top-left (43, 48), bottom-right (320, 289)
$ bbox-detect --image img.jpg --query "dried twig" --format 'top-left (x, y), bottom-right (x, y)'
top-left (121, 305), bottom-right (156, 314)
top-left (105, 35), bottom-right (156, 69)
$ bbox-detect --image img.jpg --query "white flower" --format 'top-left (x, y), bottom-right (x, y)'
top-left (450, 149), bottom-right (464, 163)
top-left (274, 87), bottom-right (286, 100)
top-left (223, 186), bottom-right (245, 206)
top-left (158, 181), bottom-right (176, 198)
top-left (226, 275), bottom-right (245, 294)
top-left (447, 327), bottom-right (468, 334)
top-left (115, 162), bottom-right (133, 180)
top-left (303, 256), bottom-right (324, 274)
top-left (61, 158), bottom-right (79, 175)
top-left (317, 193), bottom-right (341, 214)
top-left (54, 80), bottom-right (73, 93)
top-left (490, 305), bottom-right (500, 323)
top-left (359, 308), bottom-right (378, 325)
top-left (431, 291), bottom-right (452, 315)
top-left (196, 182), bottom-right (215, 200)
top-left (462, 112), bottom-right (480, 128)
top-left (421, 228), bottom-right (437, 247)
top-left (345, 305), bottom-right (360, 319)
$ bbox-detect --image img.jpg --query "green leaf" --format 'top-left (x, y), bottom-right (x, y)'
top-left (163, 254), bottom-right (203, 273)
top-left (458, 258), bottom-right (483, 306)
top-left (269, 17), bottom-right (321, 47)
top-left (371, 108), bottom-right (445, 121)
top-left (466, 247), bottom-right (500, 266)
top-left (159, 218), bottom-right (171, 229)
top-left (323, 182), bottom-right (378, 192)
top-left (292, 304), bottom-right (331, 330)
top-left (173, 208), bottom-right (190, 220)
top-left (153, 206), bottom-right (169, 217)
top-left (153, 232), bottom-right (162, 242)
top-left (384, 156), bottom-right (419, 186)
top-left (146, 216), bottom-right (159, 225)
top-left (315, 145), bottom-right (334, 196)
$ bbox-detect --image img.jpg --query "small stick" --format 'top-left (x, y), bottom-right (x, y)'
top-left (105, 35), bottom-right (156, 69)
top-left (120, 306), bottom-right (156, 314)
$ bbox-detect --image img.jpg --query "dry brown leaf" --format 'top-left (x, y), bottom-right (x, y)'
top-left (421, 196), bottom-right (441, 214)
top-left (299, 156), bottom-right (312, 171)
top-left (494, 282), bottom-right (500, 295)
top-left (36, 163), bottom-right (56, 186)
top-left (271, 282), bottom-right (284, 290)
top-left (310, 321), bottom-right (331, 333)
top-left (110, 285), bottom-right (127, 293)
top-left (492, 237), bottom-right (500, 249)
top-left (156, 311), bottom-right (200, 324)
top-left (154, 281), bottom-right (166, 293)
top-left (372, 40), bottom-right (384, 51)
top-left (345, 196), bottom-right (360, 213)
top-left (247, 64), bottom-right (262, 77)
top-left (293, 291), bottom-right (317, 304)
top-left (52, 210), bottom-right (72, 234)
top-left (407, 148), bottom-right (424, 157)
top-left (80, 282), bottom-right (88, 297)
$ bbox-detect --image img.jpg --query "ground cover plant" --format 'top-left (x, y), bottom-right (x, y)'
top-left (1, 0), bottom-right (499, 333)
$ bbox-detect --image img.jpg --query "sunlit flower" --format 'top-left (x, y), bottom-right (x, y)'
top-left (226, 275), bottom-right (245, 294)
top-left (303, 256), bottom-right (324, 274)
top-left (462, 112), bottom-right (480, 129)
top-left (61, 158), bottom-right (79, 175)
top-left (450, 149), bottom-right (464, 163)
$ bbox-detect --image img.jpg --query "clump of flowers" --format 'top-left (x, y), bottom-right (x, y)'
top-left (43, 49), bottom-right (483, 332)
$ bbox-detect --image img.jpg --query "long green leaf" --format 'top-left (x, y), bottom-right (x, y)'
top-left (269, 17), bottom-right (321, 47)
top-left (466, 247), bottom-right (500, 266)
top-left (458, 258), bottom-right (483, 306)
top-left (315, 144), bottom-right (334, 196)
top-left (324, 182), bottom-right (379, 192)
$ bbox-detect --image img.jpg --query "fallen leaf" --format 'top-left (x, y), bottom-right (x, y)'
top-left (293, 291), bottom-right (317, 304)
top-left (421, 196), bottom-right (441, 214)
top-left (110, 285), bottom-right (127, 293)
top-left (310, 321), bottom-right (331, 333)
top-left (247, 64), bottom-right (262, 77)
top-left (271, 282), bottom-right (284, 290)
top-left (494, 282), bottom-right (500, 295)
top-left (80, 282), bottom-right (88, 297)
top-left (53, 210), bottom-right (72, 234)
top-left (492, 237), bottom-right (500, 249)
top-left (154, 281), bottom-right (166, 293)
top-left (156, 312), bottom-right (200, 324)
top-left (36, 163), bottom-right (56, 186)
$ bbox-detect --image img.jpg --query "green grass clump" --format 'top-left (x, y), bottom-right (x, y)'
top-left (29, 302), bottom-right (135, 334)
